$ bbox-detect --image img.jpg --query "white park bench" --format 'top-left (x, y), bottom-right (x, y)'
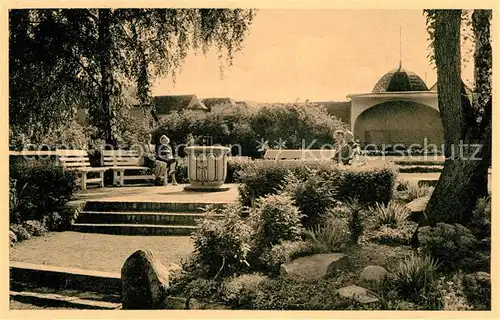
top-left (56, 149), bottom-right (107, 191)
top-left (103, 149), bottom-right (156, 186)
top-left (263, 149), bottom-right (337, 161)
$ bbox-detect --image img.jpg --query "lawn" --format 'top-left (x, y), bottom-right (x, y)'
top-left (9, 231), bottom-right (194, 273)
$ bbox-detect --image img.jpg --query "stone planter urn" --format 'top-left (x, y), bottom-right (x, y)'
top-left (183, 146), bottom-right (231, 192)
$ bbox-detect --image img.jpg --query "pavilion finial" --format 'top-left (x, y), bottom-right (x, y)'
top-left (399, 25), bottom-right (402, 69)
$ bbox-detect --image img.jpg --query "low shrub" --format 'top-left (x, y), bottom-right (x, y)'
top-left (250, 277), bottom-right (377, 310)
top-left (436, 273), bottom-right (473, 311)
top-left (9, 224), bottom-right (31, 241)
top-left (222, 273), bottom-right (267, 308)
top-left (346, 199), bottom-right (364, 244)
top-left (250, 194), bottom-right (304, 258)
top-left (190, 203), bottom-right (253, 278)
top-left (467, 196), bottom-right (491, 241)
top-left (462, 272), bottom-right (491, 310)
top-left (258, 240), bottom-right (325, 274)
top-left (305, 217), bottom-right (349, 252)
top-left (172, 158), bottom-right (189, 184)
top-left (336, 163), bottom-right (397, 205)
top-left (22, 220), bottom-right (48, 236)
top-left (393, 253), bottom-right (440, 303)
top-left (171, 277), bottom-right (223, 302)
top-left (9, 158), bottom-right (77, 222)
top-left (400, 181), bottom-right (433, 202)
top-left (9, 178), bottom-right (23, 224)
top-left (365, 221), bottom-right (418, 246)
top-left (226, 157), bottom-right (251, 183)
top-left (395, 179), bottom-right (410, 192)
top-left (418, 223), bottom-right (480, 272)
top-left (369, 201), bottom-right (410, 227)
top-left (279, 169), bottom-right (340, 227)
top-left (42, 212), bottom-right (66, 231)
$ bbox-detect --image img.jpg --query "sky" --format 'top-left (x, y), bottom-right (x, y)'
top-left (151, 9), bottom-right (474, 103)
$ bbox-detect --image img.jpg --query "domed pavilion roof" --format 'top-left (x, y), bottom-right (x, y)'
top-left (372, 63), bottom-right (429, 93)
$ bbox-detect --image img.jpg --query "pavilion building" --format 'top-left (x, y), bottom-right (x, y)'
top-left (347, 63), bottom-right (443, 149)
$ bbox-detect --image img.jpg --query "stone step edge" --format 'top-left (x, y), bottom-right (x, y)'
top-left (10, 261), bottom-right (121, 295)
top-left (83, 201), bottom-right (232, 213)
top-left (82, 211), bottom-right (223, 217)
top-left (84, 200), bottom-right (232, 205)
top-left (72, 223), bottom-right (198, 229)
top-left (10, 290), bottom-right (121, 310)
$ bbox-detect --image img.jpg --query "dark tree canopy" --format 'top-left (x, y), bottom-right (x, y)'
top-left (9, 9), bottom-right (256, 143)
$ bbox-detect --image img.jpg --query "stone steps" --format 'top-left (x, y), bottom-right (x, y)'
top-left (84, 200), bottom-right (226, 213)
top-left (10, 262), bottom-right (122, 310)
top-left (77, 211), bottom-right (222, 226)
top-left (10, 261), bottom-right (122, 295)
top-left (72, 223), bottom-right (197, 236)
top-left (71, 200), bottom-right (228, 236)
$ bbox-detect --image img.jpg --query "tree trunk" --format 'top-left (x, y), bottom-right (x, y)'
top-left (98, 9), bottom-right (116, 147)
top-left (415, 10), bottom-right (492, 233)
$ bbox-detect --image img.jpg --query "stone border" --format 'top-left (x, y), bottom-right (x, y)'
top-left (10, 261), bottom-right (121, 295)
top-left (10, 291), bottom-right (121, 310)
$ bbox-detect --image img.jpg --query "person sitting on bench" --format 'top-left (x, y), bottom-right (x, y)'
top-left (156, 135), bottom-right (177, 186)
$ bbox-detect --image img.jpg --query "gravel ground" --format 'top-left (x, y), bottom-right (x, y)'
top-left (10, 231), bottom-right (194, 273)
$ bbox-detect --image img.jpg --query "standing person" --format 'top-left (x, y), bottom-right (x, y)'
top-left (342, 131), bottom-right (361, 165)
top-left (331, 130), bottom-right (346, 164)
top-left (156, 135), bottom-right (177, 186)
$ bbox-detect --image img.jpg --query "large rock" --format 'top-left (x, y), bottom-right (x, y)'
top-left (406, 196), bottom-right (430, 222)
top-left (121, 249), bottom-right (179, 309)
top-left (359, 265), bottom-right (388, 289)
top-left (280, 253), bottom-right (348, 279)
top-left (337, 285), bottom-right (379, 304)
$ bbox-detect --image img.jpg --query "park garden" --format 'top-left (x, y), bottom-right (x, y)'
top-left (8, 8), bottom-right (492, 312)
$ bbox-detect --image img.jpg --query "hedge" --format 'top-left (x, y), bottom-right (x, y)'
top-left (238, 160), bottom-right (397, 207)
top-left (9, 157), bottom-right (78, 224)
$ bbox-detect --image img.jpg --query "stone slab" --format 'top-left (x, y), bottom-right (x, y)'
top-left (337, 285), bottom-right (379, 304)
top-left (280, 253), bottom-right (348, 279)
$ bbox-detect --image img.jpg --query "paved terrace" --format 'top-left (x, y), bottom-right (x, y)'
top-left (76, 183), bottom-right (240, 203)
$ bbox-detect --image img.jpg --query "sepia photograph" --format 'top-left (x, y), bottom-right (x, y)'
top-left (6, 2), bottom-right (495, 315)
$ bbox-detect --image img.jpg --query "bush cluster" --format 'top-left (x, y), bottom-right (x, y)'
top-left (418, 223), bottom-right (483, 272)
top-left (9, 158), bottom-right (78, 224)
top-left (238, 160), bottom-right (396, 208)
top-left (221, 273), bottom-right (267, 308)
top-left (462, 272), bottom-right (491, 310)
top-left (393, 253), bottom-right (440, 303)
top-left (249, 194), bottom-right (304, 258)
top-left (9, 219), bottom-right (52, 247)
top-left (153, 103), bottom-right (345, 158)
top-left (190, 203), bottom-right (253, 278)
top-left (222, 277), bottom-right (372, 310)
top-left (278, 168), bottom-right (340, 227)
